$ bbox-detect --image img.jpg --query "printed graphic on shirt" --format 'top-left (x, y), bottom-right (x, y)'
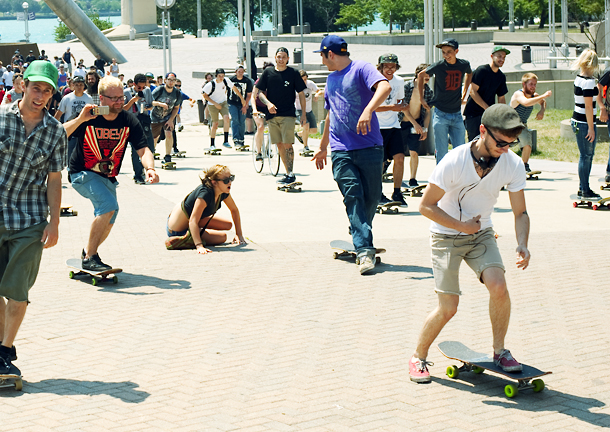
top-left (83, 126), bottom-right (129, 177)
top-left (445, 71), bottom-right (463, 91)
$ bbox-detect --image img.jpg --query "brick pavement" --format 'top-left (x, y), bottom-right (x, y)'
top-left (2, 120), bottom-right (609, 430)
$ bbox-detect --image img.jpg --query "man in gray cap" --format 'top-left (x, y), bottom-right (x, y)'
top-left (409, 104), bottom-right (530, 384)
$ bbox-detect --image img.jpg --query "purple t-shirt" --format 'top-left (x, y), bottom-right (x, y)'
top-left (324, 60), bottom-right (386, 151)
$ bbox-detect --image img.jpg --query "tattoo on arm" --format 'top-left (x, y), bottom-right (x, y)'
top-left (259, 93), bottom-right (269, 105)
top-left (286, 147), bottom-right (294, 173)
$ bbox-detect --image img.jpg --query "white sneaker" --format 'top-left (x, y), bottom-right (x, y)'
top-left (358, 255), bottom-right (375, 275)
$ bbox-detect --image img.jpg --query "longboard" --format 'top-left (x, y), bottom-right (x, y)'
top-left (330, 240), bottom-right (385, 265)
top-left (299, 149), bottom-right (313, 157)
top-left (526, 170), bottom-right (542, 180)
top-left (277, 181), bottom-right (302, 192)
top-left (66, 258), bottom-right (122, 286)
top-left (438, 341), bottom-right (551, 398)
top-left (569, 194), bottom-right (610, 210)
top-left (171, 150), bottom-right (186, 158)
top-left (403, 184), bottom-right (426, 197)
top-left (161, 160), bottom-right (176, 170)
top-left (600, 178), bottom-right (610, 191)
top-left (236, 145), bottom-right (250, 152)
top-left (0, 365), bottom-right (23, 391)
top-left (204, 147), bottom-right (222, 156)
top-left (376, 201), bottom-right (402, 214)
top-left (60, 204), bottom-right (78, 217)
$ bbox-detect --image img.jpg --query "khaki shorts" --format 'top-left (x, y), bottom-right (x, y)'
top-left (151, 122), bottom-right (169, 140)
top-left (519, 128), bottom-right (533, 149)
top-left (0, 221), bottom-right (47, 302)
top-left (208, 101), bottom-right (229, 123)
top-left (268, 116), bottom-right (296, 144)
top-left (430, 227), bottom-right (504, 296)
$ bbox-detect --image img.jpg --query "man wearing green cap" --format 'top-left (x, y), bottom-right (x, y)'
top-left (0, 60), bottom-right (67, 375)
top-left (464, 46), bottom-right (510, 141)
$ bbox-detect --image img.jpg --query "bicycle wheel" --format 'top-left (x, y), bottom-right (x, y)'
top-left (267, 133), bottom-right (281, 177)
top-left (251, 130), bottom-right (264, 173)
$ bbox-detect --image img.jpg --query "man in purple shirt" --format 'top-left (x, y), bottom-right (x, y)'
top-left (312, 35), bottom-right (391, 275)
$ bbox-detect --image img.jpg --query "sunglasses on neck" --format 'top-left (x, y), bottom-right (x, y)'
top-left (486, 128), bottom-right (520, 148)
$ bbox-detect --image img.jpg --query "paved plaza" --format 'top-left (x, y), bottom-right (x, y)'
top-left (3, 36), bottom-right (609, 431)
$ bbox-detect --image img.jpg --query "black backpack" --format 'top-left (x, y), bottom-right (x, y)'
top-left (205, 78), bottom-right (231, 98)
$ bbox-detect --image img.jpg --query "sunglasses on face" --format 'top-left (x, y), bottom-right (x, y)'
top-left (175, 85), bottom-right (181, 87)
top-left (101, 95), bottom-right (124, 102)
top-left (219, 174), bottom-right (235, 184)
top-left (486, 128), bottom-right (520, 148)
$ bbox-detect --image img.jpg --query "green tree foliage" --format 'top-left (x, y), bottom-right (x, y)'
top-left (335, 0), bottom-right (377, 35)
top-left (54, 12), bottom-right (113, 42)
top-left (378, 0), bottom-right (423, 32)
top-left (156, 0), bottom-right (230, 36)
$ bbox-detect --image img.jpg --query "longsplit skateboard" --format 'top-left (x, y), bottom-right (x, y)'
top-left (204, 147), bottom-right (222, 156)
top-left (526, 170), bottom-right (542, 180)
top-left (376, 201), bottom-right (402, 214)
top-left (66, 258), bottom-right (122, 286)
top-left (330, 240), bottom-right (385, 265)
top-left (277, 181), bottom-right (302, 192)
top-left (60, 204), bottom-right (78, 217)
top-left (0, 365), bottom-right (23, 391)
top-left (570, 194), bottom-right (610, 210)
top-left (438, 341), bottom-right (551, 398)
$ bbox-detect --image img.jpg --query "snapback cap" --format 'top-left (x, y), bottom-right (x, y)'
top-left (314, 35), bottom-right (348, 54)
top-left (492, 46), bottom-right (511, 55)
top-left (23, 60), bottom-right (59, 90)
top-left (436, 38), bottom-right (459, 49)
top-left (481, 104), bottom-right (524, 130)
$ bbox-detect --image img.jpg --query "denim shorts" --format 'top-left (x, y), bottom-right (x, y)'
top-left (296, 110), bottom-right (317, 128)
top-left (166, 216), bottom-right (188, 237)
top-left (71, 171), bottom-right (119, 224)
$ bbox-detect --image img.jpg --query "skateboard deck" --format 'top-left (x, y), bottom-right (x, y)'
top-left (299, 149), bottom-right (314, 157)
top-left (204, 147), bottom-right (222, 155)
top-left (526, 170), bottom-right (542, 180)
top-left (376, 201), bottom-right (402, 214)
top-left (60, 204), bottom-right (78, 217)
top-left (161, 161), bottom-right (176, 170)
top-left (569, 194), bottom-right (610, 210)
top-left (403, 185), bottom-right (426, 197)
top-left (438, 341), bottom-right (551, 398)
top-left (66, 258), bottom-right (122, 286)
top-left (0, 365), bottom-right (23, 391)
top-left (382, 172), bottom-right (393, 183)
top-left (330, 240), bottom-right (386, 265)
top-left (236, 145), bottom-right (250, 152)
top-left (171, 150), bottom-right (186, 158)
top-left (277, 181), bottom-right (302, 192)
top-left (153, 152), bottom-right (160, 160)
top-left (599, 178), bottom-right (610, 191)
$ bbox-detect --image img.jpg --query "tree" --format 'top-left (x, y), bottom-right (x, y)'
top-left (335, 0), bottom-right (377, 35)
top-left (378, 0), bottom-right (423, 33)
top-left (156, 0), bottom-right (231, 36)
top-left (54, 12), bottom-right (113, 42)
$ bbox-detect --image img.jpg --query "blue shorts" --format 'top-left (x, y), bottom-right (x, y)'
top-left (296, 110), bottom-right (317, 128)
top-left (71, 171), bottom-right (119, 224)
top-left (166, 216), bottom-right (187, 237)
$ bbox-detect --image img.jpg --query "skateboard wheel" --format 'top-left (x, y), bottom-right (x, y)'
top-left (504, 384), bottom-right (518, 398)
top-left (471, 365), bottom-right (484, 374)
top-left (572, 202), bottom-right (578, 208)
top-left (69, 271), bottom-right (75, 279)
top-left (333, 252), bottom-right (339, 259)
top-left (446, 365), bottom-right (459, 379)
top-left (532, 379), bottom-right (545, 393)
top-left (375, 256), bottom-right (381, 264)
top-left (112, 276), bottom-right (118, 284)
top-left (393, 208), bottom-right (398, 214)
top-left (593, 205), bottom-right (599, 211)
top-left (73, 210), bottom-right (78, 216)
top-left (91, 278), bottom-right (98, 286)
top-left (14, 379), bottom-right (22, 391)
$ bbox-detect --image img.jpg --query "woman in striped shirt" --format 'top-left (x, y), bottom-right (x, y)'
top-left (571, 49), bottom-right (600, 199)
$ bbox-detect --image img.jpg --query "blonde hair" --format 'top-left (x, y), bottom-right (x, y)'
top-left (571, 48), bottom-right (599, 75)
top-left (98, 76), bottom-right (123, 95)
top-left (201, 164), bottom-right (229, 188)
top-left (521, 72), bottom-right (538, 84)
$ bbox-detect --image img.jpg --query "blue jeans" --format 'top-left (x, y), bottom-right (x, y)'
top-left (229, 103), bottom-right (246, 143)
top-left (131, 116), bottom-right (155, 181)
top-left (433, 108), bottom-right (466, 163)
top-left (331, 146), bottom-right (384, 258)
top-left (71, 171), bottom-right (119, 224)
top-left (571, 119), bottom-right (597, 192)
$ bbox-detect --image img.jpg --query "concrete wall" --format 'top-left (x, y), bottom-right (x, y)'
top-left (492, 31), bottom-right (591, 47)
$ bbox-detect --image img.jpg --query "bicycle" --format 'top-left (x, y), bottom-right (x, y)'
top-left (251, 112), bottom-right (280, 176)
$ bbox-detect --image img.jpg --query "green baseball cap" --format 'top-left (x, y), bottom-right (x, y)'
top-left (23, 60), bottom-right (58, 90)
top-left (492, 46), bottom-right (511, 55)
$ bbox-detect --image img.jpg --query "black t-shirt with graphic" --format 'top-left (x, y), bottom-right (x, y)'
top-left (463, 64), bottom-right (508, 118)
top-left (255, 66), bottom-right (307, 118)
top-left (183, 184), bottom-right (229, 219)
top-left (228, 76), bottom-right (254, 107)
top-left (426, 58), bottom-right (472, 114)
top-left (69, 110), bottom-right (147, 181)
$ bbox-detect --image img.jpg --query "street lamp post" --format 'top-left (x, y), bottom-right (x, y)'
top-left (22, 2), bottom-right (30, 43)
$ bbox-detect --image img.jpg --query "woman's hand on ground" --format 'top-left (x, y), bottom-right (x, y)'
top-left (232, 235), bottom-right (247, 245)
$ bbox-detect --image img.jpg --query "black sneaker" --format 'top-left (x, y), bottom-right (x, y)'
top-left (276, 174), bottom-right (296, 184)
top-left (524, 162), bottom-right (531, 173)
top-left (81, 248), bottom-right (86, 260)
top-left (0, 343), bottom-right (17, 361)
top-left (0, 349), bottom-right (18, 375)
top-left (379, 194), bottom-right (391, 205)
top-left (82, 254), bottom-right (112, 272)
top-left (391, 191), bottom-right (408, 207)
top-left (256, 153), bottom-right (263, 161)
top-left (295, 132), bottom-right (304, 144)
top-left (582, 190), bottom-right (601, 199)
top-left (134, 178), bottom-right (146, 185)
top-left (605, 174), bottom-right (610, 183)
top-left (409, 178), bottom-right (419, 187)
top-left (163, 154), bottom-right (172, 163)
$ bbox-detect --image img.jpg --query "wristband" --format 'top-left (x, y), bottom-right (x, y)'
top-left (422, 128), bottom-right (428, 133)
top-left (195, 242), bottom-right (203, 247)
top-left (146, 167), bottom-right (155, 171)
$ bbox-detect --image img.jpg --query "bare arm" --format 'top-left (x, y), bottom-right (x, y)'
top-left (42, 171), bottom-right (62, 248)
top-left (223, 195), bottom-right (246, 244)
top-left (312, 112), bottom-right (330, 170)
top-left (584, 96), bottom-right (595, 142)
top-left (417, 71), bottom-right (430, 110)
top-left (419, 183), bottom-right (481, 234)
top-left (357, 80), bottom-right (391, 135)
top-left (189, 198), bottom-right (211, 254)
top-left (508, 189), bottom-right (530, 270)
top-left (297, 91), bottom-right (306, 125)
top-left (511, 90), bottom-right (552, 108)
top-left (469, 82), bottom-right (488, 110)
top-left (63, 103), bottom-right (97, 138)
top-left (497, 95), bottom-right (506, 104)
top-left (136, 147), bottom-right (159, 184)
top-left (598, 83), bottom-right (608, 123)
top-left (462, 73), bottom-right (473, 103)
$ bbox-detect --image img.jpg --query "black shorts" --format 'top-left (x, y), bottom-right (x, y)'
top-left (402, 129), bottom-right (422, 154)
top-left (381, 128), bottom-right (404, 160)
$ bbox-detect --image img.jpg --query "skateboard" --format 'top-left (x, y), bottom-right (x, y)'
top-left (299, 149), bottom-right (314, 157)
top-left (161, 160), bottom-right (176, 170)
top-left (330, 240), bottom-right (386, 265)
top-left (403, 185), bottom-right (426, 197)
top-left (0, 365), bottom-right (23, 391)
top-left (526, 170), bottom-right (542, 180)
top-left (171, 150), bottom-right (186, 158)
top-left (60, 204), bottom-right (78, 217)
top-left (382, 172), bottom-right (393, 183)
top-left (236, 144), bottom-right (250, 152)
top-left (204, 147), bottom-right (222, 156)
top-left (66, 258), bottom-right (122, 286)
top-left (569, 194), bottom-right (610, 210)
top-left (376, 201), bottom-right (402, 214)
top-left (438, 341), bottom-right (551, 398)
top-left (277, 181), bottom-right (302, 192)
top-left (153, 152), bottom-right (160, 160)
top-left (599, 178), bottom-right (610, 191)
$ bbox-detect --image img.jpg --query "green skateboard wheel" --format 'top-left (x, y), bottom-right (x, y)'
top-left (504, 384), bottom-right (518, 398)
top-left (446, 365), bottom-right (459, 379)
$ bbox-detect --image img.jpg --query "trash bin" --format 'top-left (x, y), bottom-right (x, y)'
top-left (576, 44), bottom-right (584, 57)
top-left (293, 48), bottom-right (302, 64)
top-left (522, 45), bottom-right (531, 63)
top-left (259, 40), bottom-right (268, 57)
top-left (197, 100), bottom-right (206, 123)
top-left (470, 20), bottom-right (477, 31)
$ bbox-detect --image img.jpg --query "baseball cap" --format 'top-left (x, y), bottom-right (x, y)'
top-left (235, 65), bottom-right (245, 71)
top-left (314, 35), bottom-right (348, 54)
top-left (378, 53), bottom-right (399, 65)
top-left (492, 46), bottom-right (511, 55)
top-left (23, 60), bottom-right (59, 90)
top-left (165, 71), bottom-right (176, 79)
top-left (436, 38), bottom-right (459, 50)
top-left (481, 104), bottom-right (524, 130)
top-left (72, 76), bottom-right (85, 84)
top-left (145, 72), bottom-right (154, 78)
top-left (215, 68), bottom-right (226, 75)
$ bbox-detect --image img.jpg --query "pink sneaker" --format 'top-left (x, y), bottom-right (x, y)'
top-left (409, 356), bottom-right (433, 383)
top-left (493, 349), bottom-right (523, 372)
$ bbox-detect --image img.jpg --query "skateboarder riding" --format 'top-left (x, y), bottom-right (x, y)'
top-left (409, 104), bottom-right (530, 383)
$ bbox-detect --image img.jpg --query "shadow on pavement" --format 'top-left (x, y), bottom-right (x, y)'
top-left (374, 263), bottom-right (433, 278)
top-left (94, 274), bottom-right (192, 295)
top-left (14, 379), bottom-right (150, 403)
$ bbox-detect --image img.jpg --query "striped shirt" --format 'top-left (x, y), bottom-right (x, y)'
top-left (572, 75), bottom-right (598, 123)
top-left (0, 101), bottom-right (68, 230)
top-left (513, 90), bottom-right (534, 124)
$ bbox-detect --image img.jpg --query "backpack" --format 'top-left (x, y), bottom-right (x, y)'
top-left (205, 78), bottom-right (231, 98)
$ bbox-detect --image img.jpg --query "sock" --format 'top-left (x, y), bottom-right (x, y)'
top-left (394, 187), bottom-right (400, 195)
top-left (224, 132), bottom-right (229, 142)
top-left (0, 345), bottom-right (12, 355)
top-left (210, 138), bottom-right (215, 147)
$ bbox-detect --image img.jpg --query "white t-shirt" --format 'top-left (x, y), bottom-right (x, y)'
top-left (377, 75), bottom-right (404, 129)
top-left (428, 143), bottom-right (526, 235)
top-left (202, 78), bottom-right (234, 104)
top-left (58, 92), bottom-right (93, 122)
top-left (295, 80), bottom-right (319, 112)
top-left (2, 71), bottom-right (14, 87)
top-left (73, 67), bottom-right (87, 78)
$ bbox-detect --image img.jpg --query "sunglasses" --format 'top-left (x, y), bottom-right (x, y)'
top-left (219, 174), bottom-right (235, 184)
top-left (486, 128), bottom-right (520, 148)
top-left (101, 95), bottom-right (124, 102)
top-left (175, 85), bottom-right (181, 87)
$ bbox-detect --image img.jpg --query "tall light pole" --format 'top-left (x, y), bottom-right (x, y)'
top-left (22, 2), bottom-right (30, 43)
top-left (128, 0), bottom-right (135, 40)
top-left (197, 0), bottom-right (202, 38)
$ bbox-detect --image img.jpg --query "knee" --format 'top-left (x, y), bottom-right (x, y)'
top-left (486, 277), bottom-right (509, 299)
top-left (438, 302), bottom-right (458, 321)
top-left (394, 153), bottom-right (405, 163)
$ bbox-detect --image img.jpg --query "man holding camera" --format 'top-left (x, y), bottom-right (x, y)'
top-left (63, 76), bottom-right (159, 272)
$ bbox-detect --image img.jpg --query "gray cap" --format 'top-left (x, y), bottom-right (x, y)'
top-left (481, 104), bottom-right (524, 130)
